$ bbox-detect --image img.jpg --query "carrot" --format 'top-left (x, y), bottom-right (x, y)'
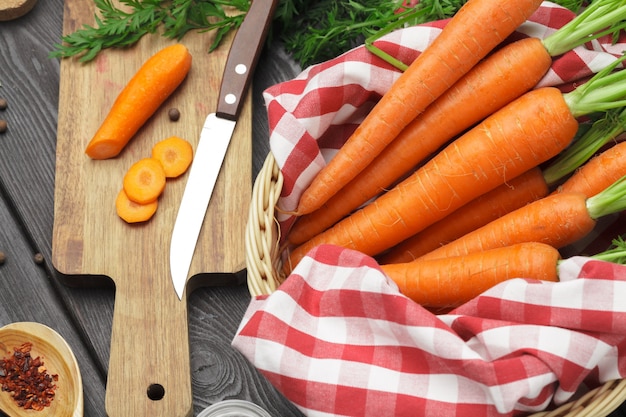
top-left (378, 168), bottom-right (549, 264)
top-left (151, 136), bottom-right (193, 178)
top-left (418, 175), bottom-right (626, 262)
top-left (85, 43), bottom-right (192, 159)
top-left (288, 0), bottom-right (626, 235)
top-left (123, 157), bottom-right (167, 204)
top-left (115, 189), bottom-right (158, 223)
top-left (285, 58), bottom-right (626, 272)
top-left (380, 109), bottom-right (626, 263)
top-left (384, 235), bottom-right (626, 310)
top-left (382, 242), bottom-right (561, 309)
top-left (557, 140), bottom-right (626, 196)
top-left (293, 0), bottom-right (544, 215)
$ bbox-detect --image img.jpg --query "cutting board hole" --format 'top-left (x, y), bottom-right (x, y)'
top-left (147, 383), bottom-right (165, 401)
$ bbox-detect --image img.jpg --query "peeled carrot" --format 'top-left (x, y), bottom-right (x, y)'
top-left (285, 58), bottom-right (626, 273)
top-left (382, 242), bottom-right (561, 309)
top-left (418, 175), bottom-right (626, 262)
top-left (288, 1), bottom-right (626, 240)
top-left (293, 0), bottom-right (544, 215)
top-left (123, 157), bottom-right (167, 204)
top-left (378, 168), bottom-right (549, 264)
top-left (86, 43), bottom-right (192, 159)
top-left (115, 189), bottom-right (158, 223)
top-left (151, 136), bottom-right (193, 178)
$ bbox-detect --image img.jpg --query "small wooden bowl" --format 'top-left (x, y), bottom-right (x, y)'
top-left (0, 322), bottom-right (83, 417)
top-left (0, 0), bottom-right (38, 21)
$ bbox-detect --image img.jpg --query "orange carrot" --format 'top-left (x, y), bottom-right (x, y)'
top-left (418, 175), bottom-right (626, 262)
top-left (293, 0), bottom-right (544, 215)
top-left (382, 242), bottom-right (561, 309)
top-left (378, 168), bottom-right (549, 264)
top-left (284, 55), bottom-right (626, 272)
top-left (115, 189), bottom-right (158, 223)
top-left (288, 38), bottom-right (551, 244)
top-left (291, 0), bottom-right (626, 221)
top-left (285, 87), bottom-right (580, 272)
top-left (151, 136), bottom-right (194, 178)
top-left (556, 140), bottom-right (626, 197)
top-left (378, 113), bottom-right (626, 263)
top-left (86, 43), bottom-right (192, 159)
top-left (123, 157), bottom-right (167, 204)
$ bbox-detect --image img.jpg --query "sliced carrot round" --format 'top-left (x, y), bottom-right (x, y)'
top-left (151, 136), bottom-right (193, 178)
top-left (115, 189), bottom-right (158, 223)
top-left (123, 157), bottom-right (166, 204)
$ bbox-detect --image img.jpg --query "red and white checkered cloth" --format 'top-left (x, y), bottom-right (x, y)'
top-left (234, 245), bottom-right (626, 416)
top-left (233, 2), bottom-right (626, 416)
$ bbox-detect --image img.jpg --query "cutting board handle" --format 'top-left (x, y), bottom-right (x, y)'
top-left (105, 276), bottom-right (192, 417)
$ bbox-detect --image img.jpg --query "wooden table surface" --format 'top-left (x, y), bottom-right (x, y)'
top-left (1, 2), bottom-right (625, 417)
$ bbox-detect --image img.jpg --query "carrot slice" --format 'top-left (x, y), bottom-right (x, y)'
top-left (123, 158), bottom-right (166, 204)
top-left (115, 189), bottom-right (158, 223)
top-left (86, 43), bottom-right (192, 159)
top-left (151, 136), bottom-right (193, 178)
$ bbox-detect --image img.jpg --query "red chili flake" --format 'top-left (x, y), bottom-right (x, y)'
top-left (0, 342), bottom-right (59, 410)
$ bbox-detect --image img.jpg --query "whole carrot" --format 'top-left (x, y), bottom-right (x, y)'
top-left (384, 236), bottom-right (626, 310)
top-left (285, 59), bottom-right (626, 272)
top-left (378, 168), bottom-right (549, 264)
top-left (380, 110), bottom-right (626, 264)
top-left (418, 175), bottom-right (626, 262)
top-left (85, 43), bottom-right (192, 159)
top-left (288, 0), bottom-right (626, 236)
top-left (382, 242), bottom-right (561, 309)
top-left (293, 0), bottom-right (544, 215)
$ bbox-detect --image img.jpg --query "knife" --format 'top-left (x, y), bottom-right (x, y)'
top-left (170, 0), bottom-right (278, 300)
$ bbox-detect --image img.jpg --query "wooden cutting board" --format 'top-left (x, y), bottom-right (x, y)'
top-left (51, 1), bottom-right (252, 416)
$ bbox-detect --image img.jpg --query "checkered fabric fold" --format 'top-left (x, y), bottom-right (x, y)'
top-left (233, 2), bottom-right (626, 416)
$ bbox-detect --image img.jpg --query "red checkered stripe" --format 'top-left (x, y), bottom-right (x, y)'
top-left (233, 246), bottom-right (626, 416)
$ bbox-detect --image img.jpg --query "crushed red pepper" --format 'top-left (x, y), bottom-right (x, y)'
top-left (0, 342), bottom-right (58, 411)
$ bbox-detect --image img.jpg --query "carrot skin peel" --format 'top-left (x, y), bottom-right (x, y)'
top-left (286, 87), bottom-right (578, 272)
top-left (418, 192), bottom-right (597, 262)
top-left (379, 167), bottom-right (549, 264)
top-left (382, 242), bottom-right (560, 309)
top-left (86, 43), bottom-right (192, 159)
top-left (294, 0), bottom-right (544, 215)
top-left (288, 37), bottom-right (552, 245)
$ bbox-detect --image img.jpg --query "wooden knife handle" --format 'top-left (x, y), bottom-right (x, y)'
top-left (216, 0), bottom-right (278, 120)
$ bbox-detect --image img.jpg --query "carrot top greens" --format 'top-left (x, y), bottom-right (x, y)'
top-left (50, 0), bottom-right (587, 66)
top-left (542, 106), bottom-right (626, 186)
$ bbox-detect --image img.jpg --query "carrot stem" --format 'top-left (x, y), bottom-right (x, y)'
top-left (590, 235), bottom-right (626, 263)
top-left (564, 54), bottom-right (626, 117)
top-left (586, 174), bottom-right (626, 219)
top-left (542, 107), bottom-right (626, 186)
top-left (542, 0), bottom-right (626, 56)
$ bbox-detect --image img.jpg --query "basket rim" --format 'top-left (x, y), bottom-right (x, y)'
top-left (245, 152), bottom-right (626, 417)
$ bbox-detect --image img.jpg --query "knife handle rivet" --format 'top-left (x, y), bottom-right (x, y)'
top-left (224, 93), bottom-right (237, 105)
top-left (235, 63), bottom-right (247, 75)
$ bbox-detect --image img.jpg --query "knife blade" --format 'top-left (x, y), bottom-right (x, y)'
top-left (170, 0), bottom-right (278, 300)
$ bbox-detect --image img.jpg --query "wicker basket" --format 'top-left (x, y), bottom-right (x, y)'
top-left (245, 152), bottom-right (626, 417)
